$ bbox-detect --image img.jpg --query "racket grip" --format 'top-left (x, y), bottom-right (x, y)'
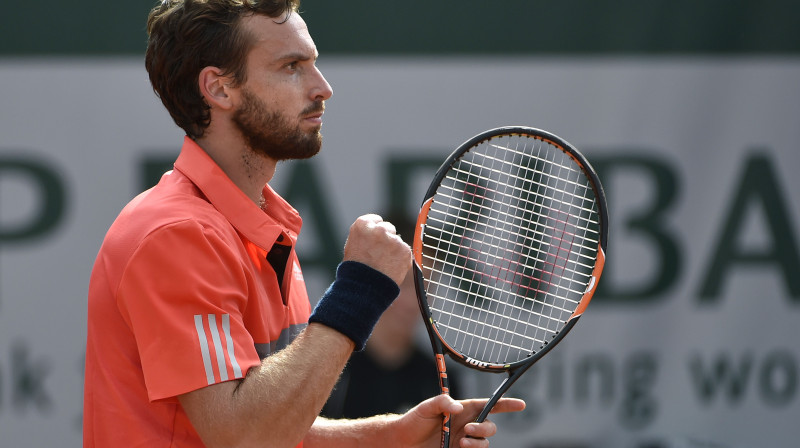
top-left (433, 353), bottom-right (453, 448)
top-left (441, 416), bottom-right (451, 448)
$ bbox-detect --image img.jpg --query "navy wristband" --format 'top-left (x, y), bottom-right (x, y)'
top-left (308, 261), bottom-right (400, 351)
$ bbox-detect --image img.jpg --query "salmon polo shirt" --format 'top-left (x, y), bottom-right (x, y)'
top-left (84, 137), bottom-right (310, 447)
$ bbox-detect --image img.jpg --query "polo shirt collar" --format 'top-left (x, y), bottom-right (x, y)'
top-left (173, 136), bottom-right (303, 250)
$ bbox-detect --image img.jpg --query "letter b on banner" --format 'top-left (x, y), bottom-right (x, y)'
top-left (591, 153), bottom-right (682, 303)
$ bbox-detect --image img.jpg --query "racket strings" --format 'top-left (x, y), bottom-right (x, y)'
top-left (445, 149), bottom-right (600, 236)
top-left (453, 146), bottom-right (601, 227)
top-left (422, 204), bottom-right (599, 273)
top-left (422, 134), bottom-right (601, 365)
top-left (489, 136), bottom-right (574, 362)
top-left (428, 152), bottom-right (597, 298)
top-left (434, 150), bottom-right (600, 270)
top-left (419, 230), bottom-right (590, 303)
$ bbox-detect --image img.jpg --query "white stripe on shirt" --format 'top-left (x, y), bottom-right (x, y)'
top-left (193, 315), bottom-right (215, 385)
top-left (222, 314), bottom-right (243, 379)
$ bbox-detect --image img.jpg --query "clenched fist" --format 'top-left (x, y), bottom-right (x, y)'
top-left (342, 214), bottom-right (412, 286)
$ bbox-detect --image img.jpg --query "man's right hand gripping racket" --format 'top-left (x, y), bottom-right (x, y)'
top-left (412, 126), bottom-right (608, 447)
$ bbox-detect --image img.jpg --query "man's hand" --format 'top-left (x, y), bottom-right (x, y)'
top-left (305, 394), bottom-right (526, 448)
top-left (395, 394), bottom-right (527, 448)
top-left (343, 214), bottom-right (412, 285)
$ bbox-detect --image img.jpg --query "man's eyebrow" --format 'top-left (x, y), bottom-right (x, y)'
top-left (275, 50), bottom-right (319, 63)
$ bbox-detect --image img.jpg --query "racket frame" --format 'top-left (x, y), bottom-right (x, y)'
top-left (412, 126), bottom-right (609, 436)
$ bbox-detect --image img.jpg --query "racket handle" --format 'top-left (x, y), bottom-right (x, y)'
top-left (441, 415), bottom-right (451, 448)
top-left (433, 353), bottom-right (452, 448)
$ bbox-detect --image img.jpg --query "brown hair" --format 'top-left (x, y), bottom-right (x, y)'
top-left (145, 0), bottom-right (300, 138)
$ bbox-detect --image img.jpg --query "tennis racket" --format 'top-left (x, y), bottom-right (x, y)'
top-left (412, 126), bottom-right (608, 447)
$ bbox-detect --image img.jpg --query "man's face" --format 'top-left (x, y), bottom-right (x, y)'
top-left (232, 86), bottom-right (323, 161)
top-left (233, 13), bottom-right (332, 161)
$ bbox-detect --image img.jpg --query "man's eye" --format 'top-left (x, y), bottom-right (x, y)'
top-left (287, 62), bottom-right (298, 71)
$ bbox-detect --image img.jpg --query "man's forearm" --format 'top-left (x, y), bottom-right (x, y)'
top-left (305, 414), bottom-right (401, 448)
top-left (179, 323), bottom-right (354, 448)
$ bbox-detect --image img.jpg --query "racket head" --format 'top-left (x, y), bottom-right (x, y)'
top-left (413, 126), bottom-right (608, 374)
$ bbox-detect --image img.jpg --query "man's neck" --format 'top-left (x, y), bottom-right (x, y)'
top-left (194, 133), bottom-right (277, 207)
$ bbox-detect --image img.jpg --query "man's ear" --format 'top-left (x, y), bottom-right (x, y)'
top-left (198, 66), bottom-right (236, 110)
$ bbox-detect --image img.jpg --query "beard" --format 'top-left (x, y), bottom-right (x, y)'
top-left (232, 87), bottom-right (323, 161)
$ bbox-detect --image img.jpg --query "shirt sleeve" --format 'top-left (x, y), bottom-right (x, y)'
top-left (116, 219), bottom-right (261, 402)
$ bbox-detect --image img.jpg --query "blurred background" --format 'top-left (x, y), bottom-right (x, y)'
top-left (1, 0), bottom-right (799, 447)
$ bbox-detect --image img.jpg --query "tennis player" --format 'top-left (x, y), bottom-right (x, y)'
top-left (82, 1), bottom-right (524, 447)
